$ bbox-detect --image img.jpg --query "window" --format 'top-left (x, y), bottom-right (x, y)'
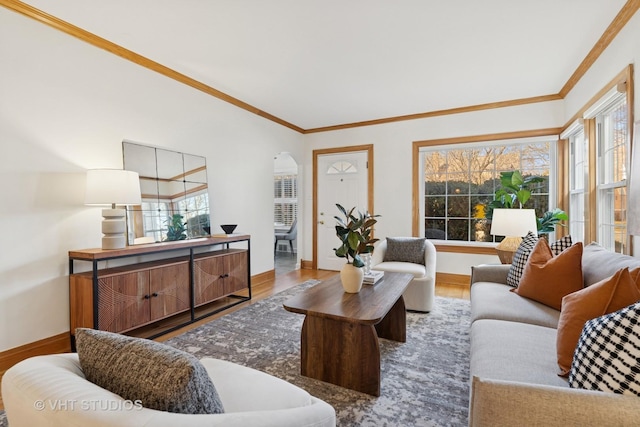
top-left (595, 95), bottom-right (628, 253)
top-left (563, 123), bottom-right (586, 243)
top-left (176, 192), bottom-right (210, 237)
top-left (138, 191), bottom-right (210, 242)
top-left (274, 174), bottom-right (298, 227)
top-left (419, 138), bottom-right (553, 242)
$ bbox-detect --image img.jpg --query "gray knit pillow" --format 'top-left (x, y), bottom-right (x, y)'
top-left (383, 237), bottom-right (427, 265)
top-left (75, 328), bottom-right (224, 414)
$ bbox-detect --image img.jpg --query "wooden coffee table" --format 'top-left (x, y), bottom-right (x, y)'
top-left (283, 271), bottom-right (413, 396)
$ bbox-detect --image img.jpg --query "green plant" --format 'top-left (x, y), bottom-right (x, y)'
top-left (165, 214), bottom-right (187, 241)
top-left (486, 170), bottom-right (545, 213)
top-left (486, 170), bottom-right (567, 235)
top-left (537, 208), bottom-right (568, 234)
top-left (333, 204), bottom-right (380, 267)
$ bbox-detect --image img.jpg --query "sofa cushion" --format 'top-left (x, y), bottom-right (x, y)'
top-left (506, 233), bottom-right (572, 287)
top-left (372, 261), bottom-right (425, 278)
top-left (470, 319), bottom-right (568, 388)
top-left (471, 282), bottom-right (560, 328)
top-left (557, 268), bottom-right (640, 376)
top-left (582, 242), bottom-right (640, 287)
top-left (513, 239), bottom-right (583, 310)
top-left (75, 328), bottom-right (224, 414)
top-left (569, 302), bottom-right (640, 395)
top-left (383, 237), bottom-right (426, 265)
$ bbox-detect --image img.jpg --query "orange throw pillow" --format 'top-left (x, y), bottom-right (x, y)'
top-left (556, 267), bottom-right (640, 376)
top-left (512, 239), bottom-right (583, 310)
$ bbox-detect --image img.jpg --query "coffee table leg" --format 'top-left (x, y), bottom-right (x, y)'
top-left (300, 315), bottom-right (381, 396)
top-left (374, 295), bottom-right (407, 342)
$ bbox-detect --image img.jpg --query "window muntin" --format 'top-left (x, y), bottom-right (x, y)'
top-left (421, 140), bottom-right (552, 242)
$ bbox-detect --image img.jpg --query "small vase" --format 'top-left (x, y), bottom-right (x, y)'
top-left (340, 263), bottom-right (364, 293)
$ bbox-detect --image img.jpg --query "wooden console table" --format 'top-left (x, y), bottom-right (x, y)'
top-left (69, 235), bottom-right (251, 345)
top-left (283, 272), bottom-right (412, 396)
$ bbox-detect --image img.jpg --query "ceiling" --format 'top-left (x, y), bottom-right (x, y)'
top-left (13, 0), bottom-right (633, 131)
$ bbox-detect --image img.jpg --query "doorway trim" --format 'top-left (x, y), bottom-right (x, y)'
top-left (312, 144), bottom-right (374, 269)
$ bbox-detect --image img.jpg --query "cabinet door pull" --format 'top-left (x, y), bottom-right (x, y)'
top-left (152, 292), bottom-right (159, 297)
top-left (143, 294), bottom-right (151, 299)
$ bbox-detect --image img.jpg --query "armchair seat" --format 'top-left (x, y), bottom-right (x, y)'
top-left (371, 237), bottom-right (436, 312)
top-left (371, 261), bottom-right (426, 278)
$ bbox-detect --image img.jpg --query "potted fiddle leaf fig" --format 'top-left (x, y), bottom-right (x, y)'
top-left (485, 170), bottom-right (567, 235)
top-left (334, 204), bottom-right (380, 293)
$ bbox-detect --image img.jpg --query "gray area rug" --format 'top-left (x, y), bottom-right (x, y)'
top-left (167, 280), bottom-right (471, 426)
top-left (0, 280), bottom-right (471, 427)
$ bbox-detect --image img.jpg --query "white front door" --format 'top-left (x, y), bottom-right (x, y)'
top-left (317, 151), bottom-right (369, 270)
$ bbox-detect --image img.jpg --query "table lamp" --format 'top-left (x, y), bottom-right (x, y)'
top-left (85, 169), bottom-right (142, 250)
top-left (490, 208), bottom-right (537, 264)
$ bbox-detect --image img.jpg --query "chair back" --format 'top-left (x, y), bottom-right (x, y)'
top-left (288, 218), bottom-right (298, 239)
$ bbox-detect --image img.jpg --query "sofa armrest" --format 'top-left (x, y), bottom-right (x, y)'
top-left (423, 240), bottom-right (436, 280)
top-left (469, 376), bottom-right (640, 427)
top-left (470, 264), bottom-right (510, 286)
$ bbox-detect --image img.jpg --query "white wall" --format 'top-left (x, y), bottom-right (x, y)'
top-left (0, 10), bottom-right (303, 351)
top-left (302, 101), bottom-right (565, 274)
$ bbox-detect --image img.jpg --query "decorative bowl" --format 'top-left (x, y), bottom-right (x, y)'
top-left (220, 224), bottom-right (237, 234)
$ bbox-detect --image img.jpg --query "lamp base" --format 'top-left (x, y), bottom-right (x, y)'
top-left (495, 236), bottom-right (523, 264)
top-left (101, 208), bottom-right (126, 250)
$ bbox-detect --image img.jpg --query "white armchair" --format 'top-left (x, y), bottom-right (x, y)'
top-left (1, 354), bottom-right (336, 427)
top-left (371, 237), bottom-right (437, 312)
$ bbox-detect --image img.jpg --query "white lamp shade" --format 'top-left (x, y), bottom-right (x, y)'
top-left (85, 169), bottom-right (142, 206)
top-left (490, 208), bottom-right (537, 237)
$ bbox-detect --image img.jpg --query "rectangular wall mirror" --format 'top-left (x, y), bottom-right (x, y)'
top-left (123, 140), bottom-right (211, 245)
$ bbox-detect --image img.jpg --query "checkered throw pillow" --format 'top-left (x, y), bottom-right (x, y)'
top-left (550, 235), bottom-right (573, 254)
top-left (569, 302), bottom-right (640, 395)
top-left (506, 233), bottom-right (572, 287)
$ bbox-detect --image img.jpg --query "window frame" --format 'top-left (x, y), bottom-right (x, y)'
top-left (559, 65), bottom-right (634, 254)
top-left (412, 128), bottom-right (562, 254)
top-left (562, 121), bottom-right (586, 244)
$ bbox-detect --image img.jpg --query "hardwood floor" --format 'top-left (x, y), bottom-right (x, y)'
top-left (0, 269), bottom-right (469, 411)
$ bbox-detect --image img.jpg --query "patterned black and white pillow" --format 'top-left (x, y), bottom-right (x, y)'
top-left (506, 231), bottom-right (538, 287)
top-left (550, 235), bottom-right (573, 254)
top-left (569, 302), bottom-right (640, 396)
top-left (505, 233), bottom-right (573, 287)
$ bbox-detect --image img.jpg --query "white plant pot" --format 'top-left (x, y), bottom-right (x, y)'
top-left (340, 263), bottom-right (364, 293)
